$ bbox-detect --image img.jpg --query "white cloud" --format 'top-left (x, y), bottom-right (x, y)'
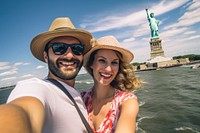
top-left (21, 74), bottom-right (33, 78)
top-left (123, 37), bottom-right (135, 42)
top-left (0, 65), bottom-right (11, 71)
top-left (0, 62), bottom-right (9, 66)
top-left (23, 62), bottom-right (30, 65)
top-left (36, 65), bottom-right (45, 69)
top-left (82, 0), bottom-right (188, 33)
top-left (131, 45), bottom-right (150, 62)
top-left (1, 77), bottom-right (17, 81)
top-left (0, 70), bottom-right (17, 77)
top-left (184, 30), bottom-right (196, 35)
top-left (10, 62), bottom-right (31, 72)
top-left (160, 27), bottom-right (188, 39)
top-left (187, 0), bottom-right (200, 10)
top-left (14, 62), bottom-right (23, 66)
top-left (14, 62), bottom-right (30, 66)
top-left (164, 1), bottom-right (200, 30)
top-left (0, 62), bottom-right (11, 71)
top-left (163, 40), bottom-right (200, 57)
top-left (178, 35), bottom-right (200, 42)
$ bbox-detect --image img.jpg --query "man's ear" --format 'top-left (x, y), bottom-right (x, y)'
top-left (90, 64), bottom-right (94, 71)
top-left (43, 51), bottom-right (48, 63)
top-left (90, 64), bottom-right (93, 69)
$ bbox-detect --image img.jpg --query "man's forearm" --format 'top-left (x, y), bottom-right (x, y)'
top-left (0, 104), bottom-right (32, 133)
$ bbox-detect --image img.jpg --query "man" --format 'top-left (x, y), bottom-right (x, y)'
top-left (0, 17), bottom-right (92, 133)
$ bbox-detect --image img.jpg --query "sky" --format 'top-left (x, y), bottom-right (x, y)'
top-left (0, 0), bottom-right (200, 87)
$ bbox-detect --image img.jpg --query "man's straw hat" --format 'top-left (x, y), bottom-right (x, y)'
top-left (84, 35), bottom-right (134, 67)
top-left (30, 17), bottom-right (92, 62)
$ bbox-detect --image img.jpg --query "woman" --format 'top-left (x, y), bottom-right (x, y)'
top-left (81, 36), bottom-right (141, 133)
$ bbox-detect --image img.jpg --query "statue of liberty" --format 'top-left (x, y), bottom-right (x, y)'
top-left (146, 9), bottom-right (160, 38)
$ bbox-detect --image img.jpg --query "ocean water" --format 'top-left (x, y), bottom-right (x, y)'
top-left (0, 66), bottom-right (199, 133)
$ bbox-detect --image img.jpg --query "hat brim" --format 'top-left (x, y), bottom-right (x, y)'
top-left (30, 28), bottom-right (92, 62)
top-left (84, 45), bottom-right (134, 66)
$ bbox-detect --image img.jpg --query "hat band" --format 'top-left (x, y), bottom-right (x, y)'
top-left (54, 27), bottom-right (73, 31)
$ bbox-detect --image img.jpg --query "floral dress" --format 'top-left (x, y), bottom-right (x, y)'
top-left (81, 89), bottom-right (137, 133)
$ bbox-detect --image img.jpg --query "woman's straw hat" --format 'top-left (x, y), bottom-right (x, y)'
top-left (84, 35), bottom-right (134, 66)
top-left (30, 17), bottom-right (92, 62)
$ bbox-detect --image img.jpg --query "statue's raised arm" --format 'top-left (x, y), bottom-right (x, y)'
top-left (145, 8), bottom-right (160, 38)
top-left (146, 9), bottom-right (150, 20)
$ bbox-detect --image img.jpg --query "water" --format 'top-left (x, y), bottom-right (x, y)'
top-left (0, 86), bottom-right (14, 104)
top-left (0, 66), bottom-right (200, 133)
top-left (135, 66), bottom-right (200, 133)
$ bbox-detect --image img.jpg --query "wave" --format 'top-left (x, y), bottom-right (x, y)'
top-left (85, 81), bottom-right (93, 84)
top-left (175, 126), bottom-right (200, 133)
top-left (75, 80), bottom-right (94, 84)
top-left (137, 115), bottom-right (155, 124)
top-left (139, 101), bottom-right (145, 107)
top-left (141, 80), bottom-right (148, 84)
top-left (136, 115), bottom-right (156, 133)
top-left (136, 127), bottom-right (147, 133)
top-left (181, 63), bottom-right (200, 68)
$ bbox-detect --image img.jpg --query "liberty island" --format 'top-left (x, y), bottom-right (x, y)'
top-left (137, 9), bottom-right (190, 71)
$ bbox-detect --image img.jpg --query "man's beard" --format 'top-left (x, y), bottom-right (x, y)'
top-left (48, 57), bottom-right (83, 80)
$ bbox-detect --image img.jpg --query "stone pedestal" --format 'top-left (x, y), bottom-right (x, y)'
top-left (149, 38), bottom-right (165, 59)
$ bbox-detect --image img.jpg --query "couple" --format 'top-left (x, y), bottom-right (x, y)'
top-left (0, 17), bottom-right (140, 133)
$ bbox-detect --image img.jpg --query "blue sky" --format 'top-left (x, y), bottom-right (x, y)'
top-left (0, 0), bottom-right (200, 87)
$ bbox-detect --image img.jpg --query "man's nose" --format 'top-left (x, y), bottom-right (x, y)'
top-left (63, 47), bottom-right (74, 59)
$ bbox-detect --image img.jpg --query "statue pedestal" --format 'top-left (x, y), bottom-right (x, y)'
top-left (149, 38), bottom-right (165, 59)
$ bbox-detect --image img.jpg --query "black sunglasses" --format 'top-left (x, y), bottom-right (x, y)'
top-left (45, 43), bottom-right (85, 56)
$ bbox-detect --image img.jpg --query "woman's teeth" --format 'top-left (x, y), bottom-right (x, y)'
top-left (100, 73), bottom-right (112, 78)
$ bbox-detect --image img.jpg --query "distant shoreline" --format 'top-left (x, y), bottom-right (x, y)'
top-left (1, 60), bottom-right (200, 89)
top-left (185, 60), bottom-right (200, 64)
top-left (0, 85), bottom-right (15, 90)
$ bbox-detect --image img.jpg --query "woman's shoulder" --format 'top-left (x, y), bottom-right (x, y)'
top-left (115, 89), bottom-right (137, 103)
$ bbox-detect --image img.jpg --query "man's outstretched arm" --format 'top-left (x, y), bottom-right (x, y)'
top-left (0, 96), bottom-right (45, 133)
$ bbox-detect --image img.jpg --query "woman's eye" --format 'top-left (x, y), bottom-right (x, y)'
top-left (98, 59), bottom-right (105, 63)
top-left (112, 61), bottom-right (119, 65)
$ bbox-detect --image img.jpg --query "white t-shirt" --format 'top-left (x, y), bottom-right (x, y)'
top-left (7, 77), bottom-right (88, 133)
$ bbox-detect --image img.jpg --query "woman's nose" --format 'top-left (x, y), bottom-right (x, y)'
top-left (105, 65), bottom-right (112, 71)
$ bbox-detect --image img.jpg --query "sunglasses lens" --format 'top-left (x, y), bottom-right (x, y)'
top-left (50, 43), bottom-right (84, 55)
top-left (52, 43), bottom-right (67, 55)
top-left (71, 44), bottom-right (84, 55)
